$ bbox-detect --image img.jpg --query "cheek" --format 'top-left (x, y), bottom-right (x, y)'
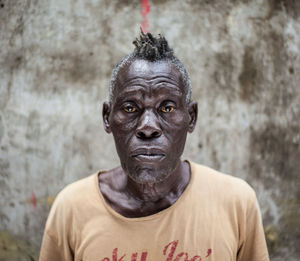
top-left (111, 112), bottom-right (137, 132)
top-left (161, 113), bottom-right (189, 148)
top-left (110, 112), bottom-right (137, 144)
top-left (161, 112), bottom-right (189, 132)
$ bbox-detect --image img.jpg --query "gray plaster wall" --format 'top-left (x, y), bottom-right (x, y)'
top-left (0, 0), bottom-right (299, 260)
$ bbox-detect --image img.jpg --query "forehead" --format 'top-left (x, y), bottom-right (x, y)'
top-left (114, 59), bottom-right (185, 98)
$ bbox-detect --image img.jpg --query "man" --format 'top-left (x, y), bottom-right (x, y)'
top-left (39, 31), bottom-right (270, 261)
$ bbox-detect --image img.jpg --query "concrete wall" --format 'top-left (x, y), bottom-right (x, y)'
top-left (0, 0), bottom-right (299, 260)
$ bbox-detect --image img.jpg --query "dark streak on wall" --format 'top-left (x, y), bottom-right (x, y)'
top-left (238, 46), bottom-right (263, 102)
top-left (249, 121), bottom-right (300, 256)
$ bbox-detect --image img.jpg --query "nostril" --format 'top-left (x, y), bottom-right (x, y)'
top-left (136, 131), bottom-right (146, 139)
top-left (136, 129), bottom-right (161, 139)
top-left (152, 131), bottom-right (160, 137)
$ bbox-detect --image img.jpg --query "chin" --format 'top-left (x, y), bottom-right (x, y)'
top-left (127, 164), bottom-right (174, 184)
top-left (129, 172), bottom-right (167, 184)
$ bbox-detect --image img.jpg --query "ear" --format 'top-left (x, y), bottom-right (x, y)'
top-left (187, 101), bottom-right (198, 133)
top-left (102, 102), bottom-right (112, 133)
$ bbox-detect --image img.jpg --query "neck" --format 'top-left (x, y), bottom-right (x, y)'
top-left (98, 160), bottom-right (192, 218)
top-left (125, 160), bottom-right (190, 204)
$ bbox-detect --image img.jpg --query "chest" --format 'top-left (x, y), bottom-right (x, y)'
top-left (72, 207), bottom-right (239, 261)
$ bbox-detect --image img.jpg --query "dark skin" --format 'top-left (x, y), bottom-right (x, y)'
top-left (101, 59), bottom-right (198, 218)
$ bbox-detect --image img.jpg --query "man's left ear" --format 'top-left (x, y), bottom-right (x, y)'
top-left (187, 101), bottom-right (198, 133)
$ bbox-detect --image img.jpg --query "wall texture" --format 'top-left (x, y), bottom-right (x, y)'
top-left (0, 0), bottom-right (299, 260)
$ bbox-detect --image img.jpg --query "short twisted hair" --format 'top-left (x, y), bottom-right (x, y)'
top-left (109, 30), bottom-right (192, 103)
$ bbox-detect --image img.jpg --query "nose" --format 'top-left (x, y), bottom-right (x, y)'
top-left (135, 110), bottom-right (162, 139)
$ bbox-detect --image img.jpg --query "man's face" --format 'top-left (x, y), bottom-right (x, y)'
top-left (103, 59), bottom-right (197, 184)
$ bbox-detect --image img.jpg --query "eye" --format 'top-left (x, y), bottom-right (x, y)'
top-left (123, 105), bottom-right (137, 113)
top-left (160, 105), bottom-right (175, 113)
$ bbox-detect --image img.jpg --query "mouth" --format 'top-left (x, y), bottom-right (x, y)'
top-left (131, 148), bottom-right (166, 162)
top-left (133, 154), bottom-right (165, 160)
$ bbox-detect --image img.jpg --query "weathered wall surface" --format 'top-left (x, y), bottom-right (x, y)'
top-left (0, 0), bottom-right (299, 260)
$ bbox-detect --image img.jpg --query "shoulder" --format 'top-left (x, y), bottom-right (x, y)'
top-left (42, 173), bottom-right (99, 251)
top-left (189, 161), bottom-right (257, 206)
top-left (54, 173), bottom-right (97, 206)
top-left (45, 174), bottom-right (98, 229)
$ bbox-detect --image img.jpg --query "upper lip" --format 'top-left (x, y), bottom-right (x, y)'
top-left (130, 147), bottom-right (166, 157)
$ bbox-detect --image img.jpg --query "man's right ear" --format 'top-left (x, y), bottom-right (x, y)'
top-left (102, 102), bottom-right (112, 133)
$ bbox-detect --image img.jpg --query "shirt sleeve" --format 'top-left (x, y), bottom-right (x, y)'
top-left (39, 190), bottom-right (75, 261)
top-left (39, 232), bottom-right (67, 261)
top-left (237, 192), bottom-right (270, 261)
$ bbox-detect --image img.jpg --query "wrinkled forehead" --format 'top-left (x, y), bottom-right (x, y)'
top-left (114, 59), bottom-right (185, 96)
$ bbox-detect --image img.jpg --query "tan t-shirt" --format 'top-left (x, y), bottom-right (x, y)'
top-left (39, 162), bottom-right (269, 261)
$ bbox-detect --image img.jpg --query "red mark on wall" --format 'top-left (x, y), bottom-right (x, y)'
top-left (31, 191), bottom-right (37, 208)
top-left (141, 0), bottom-right (150, 32)
top-left (205, 249), bottom-right (212, 257)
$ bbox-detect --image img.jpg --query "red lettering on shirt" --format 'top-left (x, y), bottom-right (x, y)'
top-left (174, 252), bottom-right (189, 261)
top-left (112, 248), bottom-right (126, 261)
top-left (163, 240), bottom-right (179, 261)
top-left (141, 252), bottom-right (148, 261)
top-left (131, 253), bottom-right (138, 261)
top-left (131, 252), bottom-right (148, 261)
top-left (98, 240), bottom-right (211, 261)
top-left (162, 240), bottom-right (211, 261)
top-left (205, 249), bottom-right (212, 257)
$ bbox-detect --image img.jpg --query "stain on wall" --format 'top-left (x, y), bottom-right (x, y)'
top-left (249, 120), bottom-right (300, 257)
top-left (238, 46), bottom-right (262, 102)
top-left (0, 0), bottom-right (299, 260)
top-left (0, 230), bottom-right (38, 261)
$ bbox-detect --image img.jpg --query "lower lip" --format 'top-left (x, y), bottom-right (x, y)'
top-left (133, 154), bottom-right (165, 162)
